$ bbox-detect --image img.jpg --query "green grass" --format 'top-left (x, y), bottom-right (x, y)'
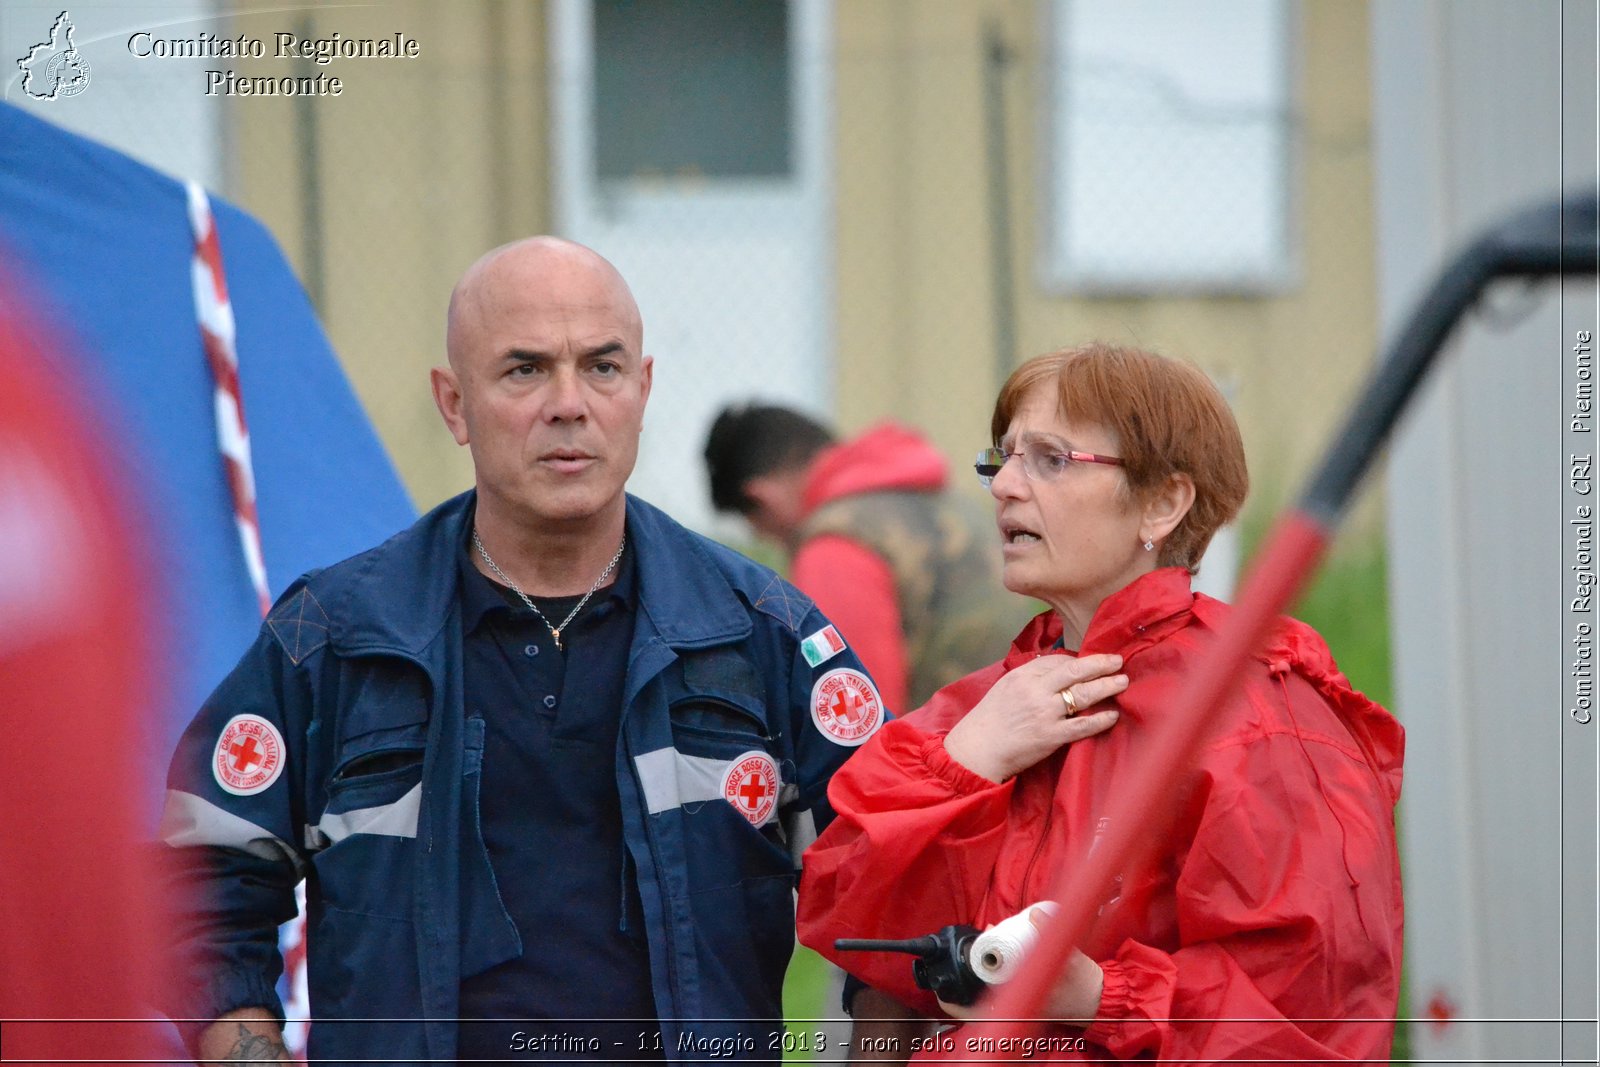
top-left (1281, 536), bottom-right (1394, 711)
top-left (781, 944), bottom-right (834, 1062)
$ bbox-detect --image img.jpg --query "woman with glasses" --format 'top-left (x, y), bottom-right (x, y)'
top-left (797, 343), bottom-right (1403, 1063)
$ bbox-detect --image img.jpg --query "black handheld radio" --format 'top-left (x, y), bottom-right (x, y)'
top-left (834, 925), bottom-right (986, 1007)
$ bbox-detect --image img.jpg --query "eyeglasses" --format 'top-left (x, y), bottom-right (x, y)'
top-left (974, 444), bottom-right (1124, 487)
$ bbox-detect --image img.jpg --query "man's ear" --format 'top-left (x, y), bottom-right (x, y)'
top-left (740, 474), bottom-right (785, 515)
top-left (740, 467), bottom-right (810, 546)
top-left (638, 354), bottom-right (654, 422)
top-left (1140, 472), bottom-right (1196, 547)
top-left (430, 365), bottom-right (470, 446)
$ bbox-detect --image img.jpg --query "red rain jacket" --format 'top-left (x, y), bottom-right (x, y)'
top-left (792, 421), bottom-right (947, 714)
top-left (798, 567), bottom-right (1404, 1063)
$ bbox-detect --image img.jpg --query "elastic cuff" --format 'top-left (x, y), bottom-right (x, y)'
top-left (173, 981), bottom-right (285, 1058)
top-left (920, 734), bottom-right (1004, 794)
top-left (1081, 960), bottom-right (1130, 1045)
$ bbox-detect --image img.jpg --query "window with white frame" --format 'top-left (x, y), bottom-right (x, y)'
top-left (1041, 0), bottom-right (1295, 293)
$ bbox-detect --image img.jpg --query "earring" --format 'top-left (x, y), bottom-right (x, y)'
top-left (1142, 539), bottom-right (1154, 552)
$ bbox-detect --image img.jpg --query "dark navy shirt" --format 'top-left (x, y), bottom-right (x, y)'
top-left (454, 536), bottom-right (662, 1062)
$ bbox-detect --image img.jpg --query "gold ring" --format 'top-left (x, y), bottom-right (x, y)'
top-left (1059, 687), bottom-right (1078, 716)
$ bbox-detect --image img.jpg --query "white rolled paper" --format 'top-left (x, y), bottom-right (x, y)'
top-left (969, 901), bottom-right (1058, 985)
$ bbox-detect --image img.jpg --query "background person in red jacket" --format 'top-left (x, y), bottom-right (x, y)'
top-left (703, 406), bottom-right (1032, 717)
top-left (796, 343), bottom-right (1405, 1064)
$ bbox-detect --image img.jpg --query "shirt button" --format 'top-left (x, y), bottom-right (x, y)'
top-left (542, 694), bottom-right (557, 710)
top-left (524, 644), bottom-right (539, 657)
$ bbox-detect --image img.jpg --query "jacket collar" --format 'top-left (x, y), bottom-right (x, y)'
top-left (627, 493), bottom-right (753, 649)
top-left (800, 420), bottom-right (948, 515)
top-left (324, 490), bottom-right (751, 658)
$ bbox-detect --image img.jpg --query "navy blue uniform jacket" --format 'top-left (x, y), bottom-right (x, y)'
top-left (159, 491), bottom-right (886, 1064)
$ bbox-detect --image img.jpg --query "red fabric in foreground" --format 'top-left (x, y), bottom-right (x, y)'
top-left (0, 276), bottom-right (169, 1060)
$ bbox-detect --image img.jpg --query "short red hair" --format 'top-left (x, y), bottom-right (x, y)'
top-left (991, 342), bottom-right (1248, 572)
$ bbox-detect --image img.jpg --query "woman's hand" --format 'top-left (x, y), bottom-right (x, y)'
top-left (936, 948), bottom-right (1104, 1025)
top-left (1026, 903), bottom-right (1105, 1024)
top-left (942, 654), bottom-right (1126, 782)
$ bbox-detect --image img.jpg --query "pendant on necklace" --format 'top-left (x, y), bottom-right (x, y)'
top-left (552, 629), bottom-right (564, 652)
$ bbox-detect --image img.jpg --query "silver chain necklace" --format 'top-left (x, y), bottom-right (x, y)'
top-left (471, 527), bottom-right (625, 651)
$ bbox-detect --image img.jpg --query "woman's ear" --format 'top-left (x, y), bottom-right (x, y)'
top-left (1140, 472), bottom-right (1196, 547)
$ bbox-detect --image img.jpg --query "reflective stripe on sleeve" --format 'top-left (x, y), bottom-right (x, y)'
top-left (781, 806), bottom-right (816, 870)
top-left (306, 783), bottom-right (421, 848)
top-left (634, 746), bottom-right (730, 814)
top-left (159, 788), bottom-right (306, 876)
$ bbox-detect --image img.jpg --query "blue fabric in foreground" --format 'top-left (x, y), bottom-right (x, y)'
top-left (0, 102), bottom-right (416, 818)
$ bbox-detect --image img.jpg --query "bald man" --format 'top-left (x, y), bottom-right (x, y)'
top-left (160, 239), bottom-right (885, 1065)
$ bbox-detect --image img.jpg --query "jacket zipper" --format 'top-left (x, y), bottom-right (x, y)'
top-left (1017, 787), bottom-right (1054, 906)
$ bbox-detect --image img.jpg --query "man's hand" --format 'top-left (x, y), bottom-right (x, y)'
top-left (197, 1009), bottom-right (289, 1064)
top-left (846, 987), bottom-right (933, 1067)
top-left (943, 654), bottom-right (1126, 782)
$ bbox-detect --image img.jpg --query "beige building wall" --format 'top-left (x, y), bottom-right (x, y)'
top-left (835, 0), bottom-right (1382, 535)
top-left (223, 0), bottom-right (552, 511)
top-left (220, 0), bottom-right (1378, 537)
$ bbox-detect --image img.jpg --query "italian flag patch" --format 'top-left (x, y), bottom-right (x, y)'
top-left (800, 624), bottom-right (847, 667)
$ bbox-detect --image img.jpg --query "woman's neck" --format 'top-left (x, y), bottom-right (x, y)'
top-left (1052, 603), bottom-right (1093, 652)
top-left (1048, 559), bottom-right (1162, 651)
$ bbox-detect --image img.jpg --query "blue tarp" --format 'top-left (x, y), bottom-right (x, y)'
top-left (0, 103), bottom-right (417, 810)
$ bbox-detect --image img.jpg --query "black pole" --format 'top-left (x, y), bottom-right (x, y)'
top-left (983, 22), bottom-right (1017, 386)
top-left (294, 13), bottom-right (326, 314)
top-left (1301, 195), bottom-right (1600, 526)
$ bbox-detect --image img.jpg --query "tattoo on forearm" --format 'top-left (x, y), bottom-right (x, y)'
top-left (222, 1022), bottom-right (289, 1062)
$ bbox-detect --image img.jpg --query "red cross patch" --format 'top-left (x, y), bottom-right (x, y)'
top-left (722, 751), bottom-right (779, 826)
top-left (213, 714), bottom-right (286, 796)
top-left (810, 668), bottom-right (884, 746)
top-left (1424, 989), bottom-right (1458, 1035)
